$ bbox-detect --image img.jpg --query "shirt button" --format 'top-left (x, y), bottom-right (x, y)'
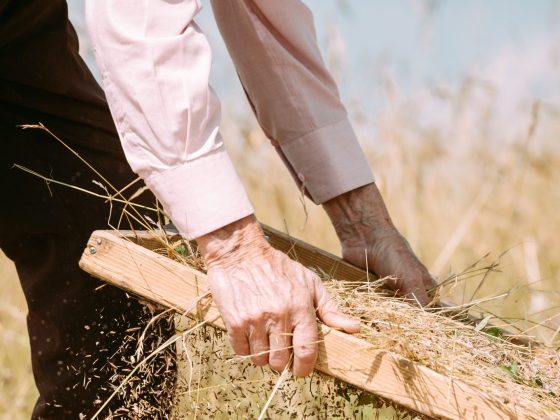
top-left (297, 172), bottom-right (306, 182)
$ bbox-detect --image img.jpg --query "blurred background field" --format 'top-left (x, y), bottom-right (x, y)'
top-left (2, 0), bottom-right (560, 418)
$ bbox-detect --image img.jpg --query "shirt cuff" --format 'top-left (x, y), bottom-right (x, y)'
top-left (280, 119), bottom-right (375, 204)
top-left (144, 149), bottom-right (254, 239)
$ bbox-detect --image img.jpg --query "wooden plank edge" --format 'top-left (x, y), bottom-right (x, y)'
top-left (79, 230), bottom-right (541, 420)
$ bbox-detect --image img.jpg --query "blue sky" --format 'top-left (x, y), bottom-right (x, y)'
top-left (69, 1), bottom-right (560, 117)
top-left (193, 1), bottom-right (560, 106)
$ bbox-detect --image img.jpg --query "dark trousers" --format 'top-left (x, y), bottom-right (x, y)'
top-left (0, 1), bottom-right (175, 418)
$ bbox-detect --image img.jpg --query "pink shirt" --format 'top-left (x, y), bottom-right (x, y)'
top-left (86, 0), bottom-right (374, 239)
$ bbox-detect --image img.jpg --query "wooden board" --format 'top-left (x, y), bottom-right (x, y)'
top-left (79, 229), bottom-right (542, 419)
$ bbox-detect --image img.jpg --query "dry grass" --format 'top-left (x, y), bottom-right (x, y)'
top-left (143, 233), bottom-right (557, 419)
top-left (2, 43), bottom-right (560, 420)
top-left (4, 218), bottom-right (558, 419)
top-left (327, 280), bottom-right (560, 417)
top-left (3, 109), bottom-right (560, 417)
top-left (3, 102), bottom-right (560, 418)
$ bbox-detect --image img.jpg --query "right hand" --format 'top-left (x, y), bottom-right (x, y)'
top-left (196, 215), bottom-right (361, 377)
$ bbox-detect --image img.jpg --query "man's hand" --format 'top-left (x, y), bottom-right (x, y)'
top-left (324, 183), bottom-right (435, 305)
top-left (196, 215), bottom-right (360, 376)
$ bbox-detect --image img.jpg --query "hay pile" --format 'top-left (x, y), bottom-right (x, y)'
top-left (164, 286), bottom-right (559, 418)
top-left (79, 232), bottom-right (560, 419)
top-left (326, 280), bottom-right (560, 417)
top-left (142, 238), bottom-right (559, 419)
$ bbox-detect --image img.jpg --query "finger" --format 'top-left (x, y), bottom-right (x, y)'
top-left (292, 318), bottom-right (318, 377)
top-left (248, 324), bottom-right (270, 366)
top-left (227, 324), bottom-right (250, 357)
top-left (268, 319), bottom-right (292, 373)
top-left (404, 285), bottom-right (431, 307)
top-left (313, 279), bottom-right (361, 334)
top-left (398, 270), bottom-right (434, 306)
top-left (424, 274), bottom-right (438, 292)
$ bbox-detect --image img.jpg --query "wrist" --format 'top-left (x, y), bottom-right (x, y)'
top-left (323, 183), bottom-right (396, 247)
top-left (196, 214), bottom-right (271, 267)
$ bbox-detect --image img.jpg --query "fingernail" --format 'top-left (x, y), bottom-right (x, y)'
top-left (346, 319), bottom-right (361, 331)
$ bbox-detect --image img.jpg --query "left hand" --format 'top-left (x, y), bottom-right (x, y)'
top-left (324, 183), bottom-right (435, 305)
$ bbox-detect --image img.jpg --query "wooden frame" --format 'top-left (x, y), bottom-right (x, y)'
top-left (80, 228), bottom-right (535, 419)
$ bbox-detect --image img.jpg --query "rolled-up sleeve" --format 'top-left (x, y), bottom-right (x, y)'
top-left (85, 0), bottom-right (254, 239)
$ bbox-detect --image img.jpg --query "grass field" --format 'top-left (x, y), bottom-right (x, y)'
top-left (2, 103), bottom-right (560, 417)
top-left (2, 5), bottom-right (560, 416)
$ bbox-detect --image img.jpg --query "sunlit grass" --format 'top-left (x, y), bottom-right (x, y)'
top-left (2, 74), bottom-right (560, 417)
top-left (0, 251), bottom-right (38, 420)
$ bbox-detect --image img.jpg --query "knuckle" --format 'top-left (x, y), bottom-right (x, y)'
top-left (270, 304), bottom-right (289, 321)
top-left (227, 320), bottom-right (245, 335)
top-left (305, 272), bottom-right (321, 288)
top-left (246, 304), bottom-right (290, 325)
top-left (241, 311), bottom-right (264, 325)
top-left (292, 299), bottom-right (313, 315)
top-left (318, 299), bottom-right (339, 316)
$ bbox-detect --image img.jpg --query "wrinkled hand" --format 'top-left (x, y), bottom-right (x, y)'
top-left (197, 216), bottom-right (360, 376)
top-left (324, 183), bottom-right (435, 305)
top-left (341, 228), bottom-right (435, 305)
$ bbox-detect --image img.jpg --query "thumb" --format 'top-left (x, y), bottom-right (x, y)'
top-left (313, 279), bottom-right (361, 334)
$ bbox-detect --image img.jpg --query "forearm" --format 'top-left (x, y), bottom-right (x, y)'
top-left (212, 0), bottom-right (374, 204)
top-left (86, 0), bottom-right (254, 239)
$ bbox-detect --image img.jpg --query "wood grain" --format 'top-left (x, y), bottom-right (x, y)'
top-left (80, 230), bottom-right (537, 419)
